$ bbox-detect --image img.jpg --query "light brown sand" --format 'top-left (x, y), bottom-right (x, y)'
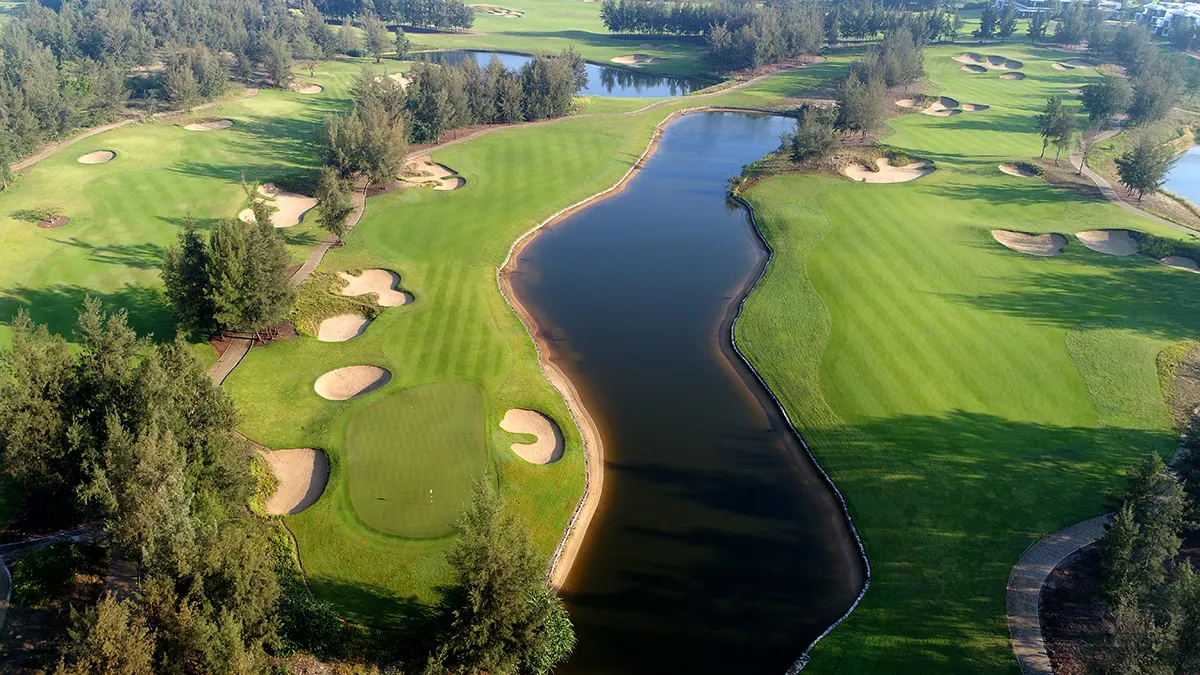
top-left (294, 83), bottom-right (323, 94)
top-left (992, 229), bottom-right (1067, 256)
top-left (961, 103), bottom-right (989, 111)
top-left (999, 162), bottom-right (1036, 177)
top-left (961, 64), bottom-right (987, 73)
top-left (922, 96), bottom-right (961, 116)
top-left (259, 448), bottom-right (330, 515)
top-left (389, 72), bottom-right (411, 89)
top-left (238, 183), bottom-right (318, 228)
top-left (1161, 256), bottom-right (1200, 273)
top-left (337, 269), bottom-right (410, 306)
top-left (1067, 87), bottom-right (1084, 95)
top-left (401, 155), bottom-right (464, 190)
top-left (1076, 229), bottom-right (1139, 256)
top-left (500, 409), bottom-right (564, 464)
top-left (1000, 72), bottom-right (1026, 80)
top-left (953, 53), bottom-right (983, 64)
top-left (895, 98), bottom-right (920, 108)
top-left (1052, 62), bottom-right (1074, 71)
top-left (313, 365), bottom-right (391, 400)
top-left (611, 54), bottom-right (666, 66)
top-left (77, 150), bottom-right (115, 164)
top-left (842, 158), bottom-right (934, 183)
top-left (184, 119), bottom-right (233, 131)
top-left (317, 314), bottom-right (372, 342)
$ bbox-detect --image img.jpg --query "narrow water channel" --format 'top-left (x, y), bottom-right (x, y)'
top-left (509, 112), bottom-right (866, 674)
top-left (1165, 145), bottom-right (1200, 208)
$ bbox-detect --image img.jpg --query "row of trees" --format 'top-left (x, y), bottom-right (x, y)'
top-left (315, 0), bottom-right (474, 30)
top-left (1090, 453), bottom-right (1200, 673)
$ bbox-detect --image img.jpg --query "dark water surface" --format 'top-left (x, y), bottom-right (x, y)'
top-left (1165, 145), bottom-right (1200, 208)
top-left (422, 50), bottom-right (703, 97)
top-left (510, 112), bottom-right (865, 674)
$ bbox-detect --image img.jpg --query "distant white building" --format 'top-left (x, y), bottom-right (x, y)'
top-left (1135, 2), bottom-right (1200, 36)
top-left (994, 0), bottom-right (1121, 19)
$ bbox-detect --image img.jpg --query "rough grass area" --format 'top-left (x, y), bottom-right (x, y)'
top-left (738, 42), bottom-right (1200, 674)
top-left (347, 382), bottom-right (486, 538)
top-left (289, 270), bottom-right (382, 337)
top-left (1088, 112), bottom-right (1200, 230)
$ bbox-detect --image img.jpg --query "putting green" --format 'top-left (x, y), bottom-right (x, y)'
top-left (347, 382), bottom-right (487, 538)
top-left (738, 42), bottom-right (1198, 673)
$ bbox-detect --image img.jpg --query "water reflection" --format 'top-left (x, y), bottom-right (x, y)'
top-left (1164, 145), bottom-right (1200, 209)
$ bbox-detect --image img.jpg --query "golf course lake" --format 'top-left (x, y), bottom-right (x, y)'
top-left (1165, 145), bottom-right (1200, 209)
top-left (421, 50), bottom-right (704, 97)
top-left (509, 112), bottom-right (866, 674)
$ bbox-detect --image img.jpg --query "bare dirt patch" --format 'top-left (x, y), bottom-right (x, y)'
top-left (238, 183), bottom-right (318, 228)
top-left (184, 119), bottom-right (233, 131)
top-left (337, 269), bottom-right (410, 306)
top-left (500, 409), bottom-right (563, 464)
top-left (258, 448), bottom-right (329, 515)
top-left (317, 314), bottom-right (372, 342)
top-left (313, 365), bottom-right (391, 401)
top-left (77, 150), bottom-right (114, 164)
top-left (611, 54), bottom-right (666, 67)
top-left (401, 155), bottom-right (465, 190)
top-left (1076, 229), bottom-right (1139, 256)
top-left (992, 229), bottom-right (1067, 256)
top-left (36, 216), bottom-right (69, 229)
top-left (842, 158), bottom-right (935, 183)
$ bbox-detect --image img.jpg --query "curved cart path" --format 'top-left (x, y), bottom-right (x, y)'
top-left (1006, 514), bottom-right (1110, 674)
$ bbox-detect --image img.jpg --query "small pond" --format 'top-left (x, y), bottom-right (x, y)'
top-left (417, 50), bottom-right (704, 98)
top-left (1164, 145), bottom-right (1200, 208)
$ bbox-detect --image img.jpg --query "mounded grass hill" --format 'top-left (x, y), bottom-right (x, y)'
top-left (737, 42), bottom-right (1198, 673)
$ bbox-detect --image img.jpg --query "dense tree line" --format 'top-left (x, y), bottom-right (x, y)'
top-left (1091, 453), bottom-right (1200, 673)
top-left (316, 0), bottom-right (474, 30)
top-left (835, 27), bottom-right (922, 136)
top-left (160, 210), bottom-right (295, 338)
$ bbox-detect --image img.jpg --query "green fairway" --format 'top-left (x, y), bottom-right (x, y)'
top-left (737, 42), bottom-right (1200, 673)
top-left (347, 381), bottom-right (487, 538)
top-left (0, 57), bottom-right (407, 351)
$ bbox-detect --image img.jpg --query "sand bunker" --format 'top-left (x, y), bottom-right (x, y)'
top-left (1161, 256), bottom-right (1200, 273)
top-left (611, 54), bottom-right (666, 67)
top-left (954, 53), bottom-right (1022, 70)
top-left (401, 156), bottom-right (464, 190)
top-left (842, 158), bottom-right (934, 183)
top-left (992, 229), bottom-right (1067, 256)
top-left (472, 4), bottom-right (523, 17)
top-left (922, 96), bottom-right (961, 116)
top-left (259, 448), bottom-right (329, 515)
top-left (988, 56), bottom-right (1023, 69)
top-left (999, 162), bottom-right (1037, 177)
top-left (1000, 72), bottom-right (1026, 80)
top-left (317, 314), bottom-right (372, 342)
top-left (389, 72), bottom-right (411, 89)
top-left (184, 119), bottom-right (233, 131)
top-left (238, 183), bottom-right (317, 228)
top-left (1053, 62), bottom-right (1075, 71)
top-left (77, 150), bottom-right (115, 164)
top-left (953, 52), bottom-right (983, 64)
top-left (961, 64), bottom-right (987, 73)
top-left (500, 409), bottom-right (563, 464)
top-left (313, 365), bottom-right (392, 401)
top-left (338, 269), bottom-right (411, 306)
top-left (1076, 229), bottom-right (1139, 256)
top-left (961, 103), bottom-right (989, 111)
top-left (1067, 88), bottom-right (1084, 95)
top-left (294, 83), bottom-right (323, 94)
top-left (895, 98), bottom-right (920, 108)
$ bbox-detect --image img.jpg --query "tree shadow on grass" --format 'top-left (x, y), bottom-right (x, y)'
top-left (308, 574), bottom-right (436, 630)
top-left (921, 179), bottom-right (1103, 206)
top-left (0, 283), bottom-right (173, 341)
top-left (45, 237), bottom-right (166, 271)
top-left (945, 261), bottom-right (1200, 341)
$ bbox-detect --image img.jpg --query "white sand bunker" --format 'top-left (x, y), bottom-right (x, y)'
top-left (1067, 88), bottom-right (1084, 95)
top-left (988, 56), bottom-right (1023, 69)
top-left (472, 4), bottom-right (524, 17)
top-left (1076, 229), bottom-right (1139, 256)
top-left (992, 229), bottom-right (1067, 256)
top-left (500, 409), bottom-right (563, 464)
top-left (77, 150), bottom-right (115, 164)
top-left (238, 183), bottom-right (318, 228)
top-left (961, 64), bottom-right (987, 73)
top-left (294, 83), bottom-right (323, 94)
top-left (1053, 62), bottom-right (1075, 71)
top-left (338, 269), bottom-right (411, 306)
top-left (953, 52), bottom-right (984, 64)
top-left (922, 96), bottom-right (961, 116)
top-left (259, 448), bottom-right (329, 515)
top-left (962, 103), bottom-right (989, 111)
top-left (999, 162), bottom-right (1037, 177)
top-left (317, 314), bottom-right (372, 342)
top-left (1000, 72), bottom-right (1026, 80)
top-left (1160, 256), bottom-right (1200, 273)
top-left (842, 158), bottom-right (934, 183)
top-left (954, 53), bottom-right (1022, 70)
top-left (611, 54), bottom-right (665, 67)
top-left (314, 365), bottom-right (392, 401)
top-left (401, 156), bottom-right (464, 190)
top-left (184, 119), bottom-right (233, 131)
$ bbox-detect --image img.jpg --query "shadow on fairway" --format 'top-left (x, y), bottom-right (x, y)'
top-left (308, 575), bottom-right (437, 628)
top-left (0, 283), bottom-right (172, 340)
top-left (46, 237), bottom-right (165, 270)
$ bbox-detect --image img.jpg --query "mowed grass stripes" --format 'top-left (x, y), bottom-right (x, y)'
top-left (738, 43), bottom-right (1200, 673)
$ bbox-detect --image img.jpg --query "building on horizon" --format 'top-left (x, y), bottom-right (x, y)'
top-left (993, 0), bottom-right (1121, 18)
top-left (1134, 2), bottom-right (1200, 36)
